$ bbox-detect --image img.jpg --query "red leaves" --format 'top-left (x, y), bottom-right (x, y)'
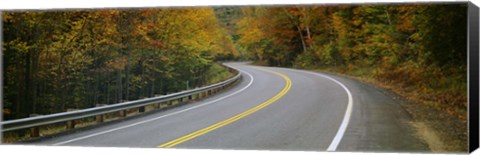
top-left (150, 41), bottom-right (165, 49)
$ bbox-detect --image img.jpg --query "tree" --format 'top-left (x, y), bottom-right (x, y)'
top-left (3, 8), bottom-right (237, 120)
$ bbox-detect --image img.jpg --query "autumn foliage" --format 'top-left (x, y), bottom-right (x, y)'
top-left (235, 4), bottom-right (467, 119)
top-left (2, 8), bottom-right (237, 120)
top-left (1, 4), bottom-right (468, 122)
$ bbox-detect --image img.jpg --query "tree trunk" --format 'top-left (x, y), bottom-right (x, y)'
top-left (31, 53), bottom-right (38, 114)
top-left (117, 69), bottom-right (122, 103)
top-left (295, 25), bottom-right (308, 53)
top-left (16, 60), bottom-right (23, 118)
top-left (384, 6), bottom-right (392, 26)
top-left (303, 8), bottom-right (312, 41)
top-left (24, 52), bottom-right (33, 117)
top-left (124, 56), bottom-right (130, 101)
top-left (106, 72), bottom-right (110, 104)
top-left (284, 8), bottom-right (308, 53)
top-left (93, 74), bottom-right (99, 106)
top-left (151, 76), bottom-right (155, 97)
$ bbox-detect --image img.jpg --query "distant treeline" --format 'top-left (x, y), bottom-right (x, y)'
top-left (235, 4), bottom-right (467, 118)
top-left (2, 8), bottom-right (237, 120)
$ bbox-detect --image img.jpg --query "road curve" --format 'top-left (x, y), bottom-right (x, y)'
top-left (31, 62), bottom-right (429, 152)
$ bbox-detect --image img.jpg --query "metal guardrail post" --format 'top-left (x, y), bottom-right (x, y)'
top-left (138, 98), bottom-right (147, 112)
top-left (120, 110), bottom-right (127, 117)
top-left (30, 127), bottom-right (39, 137)
top-left (29, 114), bottom-right (42, 137)
top-left (96, 115), bottom-right (104, 123)
top-left (95, 104), bottom-right (106, 123)
top-left (67, 120), bottom-right (75, 129)
top-left (66, 109), bottom-right (78, 129)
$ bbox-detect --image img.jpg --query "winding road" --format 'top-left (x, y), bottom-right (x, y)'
top-left (31, 62), bottom-right (429, 152)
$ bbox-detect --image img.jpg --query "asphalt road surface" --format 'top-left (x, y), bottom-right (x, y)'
top-left (31, 62), bottom-right (429, 152)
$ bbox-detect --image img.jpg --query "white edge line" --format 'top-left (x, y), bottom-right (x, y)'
top-left (52, 67), bottom-right (255, 146)
top-left (277, 67), bottom-right (353, 151)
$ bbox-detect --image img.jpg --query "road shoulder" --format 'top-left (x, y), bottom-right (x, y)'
top-left (309, 69), bottom-right (467, 152)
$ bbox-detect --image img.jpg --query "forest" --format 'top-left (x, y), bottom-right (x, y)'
top-left (233, 4), bottom-right (468, 120)
top-left (2, 8), bottom-right (238, 120)
top-left (2, 3), bottom-right (468, 122)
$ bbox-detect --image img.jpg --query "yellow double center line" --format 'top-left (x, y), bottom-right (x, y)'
top-left (158, 67), bottom-right (292, 148)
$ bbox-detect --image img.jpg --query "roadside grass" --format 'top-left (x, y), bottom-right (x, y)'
top-left (205, 63), bottom-right (235, 85)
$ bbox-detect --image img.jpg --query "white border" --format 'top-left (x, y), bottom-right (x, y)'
top-left (0, 1), bottom-right (476, 155)
top-left (0, 0), bottom-right (470, 10)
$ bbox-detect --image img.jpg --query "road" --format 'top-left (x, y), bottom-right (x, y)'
top-left (31, 62), bottom-right (429, 152)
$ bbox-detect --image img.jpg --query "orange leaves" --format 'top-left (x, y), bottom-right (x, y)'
top-left (283, 6), bottom-right (303, 18)
top-left (395, 5), bottom-right (418, 33)
top-left (352, 19), bottom-right (362, 27)
top-left (140, 9), bottom-right (160, 17)
top-left (150, 41), bottom-right (165, 49)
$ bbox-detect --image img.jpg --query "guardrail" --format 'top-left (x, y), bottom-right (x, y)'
top-left (1, 63), bottom-right (241, 140)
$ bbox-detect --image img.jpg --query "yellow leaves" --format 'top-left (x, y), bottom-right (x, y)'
top-left (331, 13), bottom-right (347, 35)
top-left (134, 23), bottom-right (153, 43)
top-left (132, 7), bottom-right (228, 57)
top-left (2, 13), bottom-right (14, 22)
top-left (5, 39), bottom-right (30, 54)
top-left (236, 14), bottom-right (266, 47)
top-left (6, 7), bottom-right (233, 66)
